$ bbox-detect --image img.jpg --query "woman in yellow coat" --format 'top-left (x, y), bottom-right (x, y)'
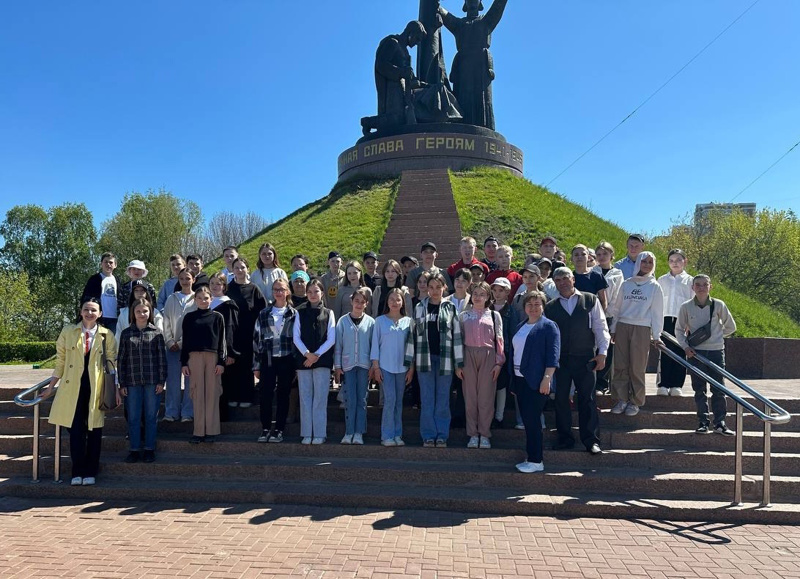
top-left (41, 298), bottom-right (118, 486)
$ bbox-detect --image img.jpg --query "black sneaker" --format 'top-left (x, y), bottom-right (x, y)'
top-left (695, 424), bottom-right (711, 434)
top-left (205, 435), bottom-right (216, 443)
top-left (714, 424), bottom-right (735, 436)
top-left (189, 436), bottom-right (204, 444)
top-left (257, 430), bottom-right (270, 443)
top-left (124, 451), bottom-right (140, 463)
top-left (268, 430), bottom-right (283, 443)
top-left (142, 450), bottom-right (155, 463)
top-left (492, 418), bottom-right (505, 430)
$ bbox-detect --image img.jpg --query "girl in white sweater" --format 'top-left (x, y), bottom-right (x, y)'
top-left (607, 252), bottom-right (664, 416)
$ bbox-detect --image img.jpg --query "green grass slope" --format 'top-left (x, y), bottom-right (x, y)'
top-left (207, 177), bottom-right (399, 275)
top-left (450, 167), bottom-right (800, 338)
top-left (207, 166), bottom-right (798, 338)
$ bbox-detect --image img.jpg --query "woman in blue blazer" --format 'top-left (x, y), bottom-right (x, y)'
top-left (507, 291), bottom-right (560, 473)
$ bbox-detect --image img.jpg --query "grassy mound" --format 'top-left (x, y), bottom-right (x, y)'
top-left (208, 166), bottom-right (799, 338)
top-left (450, 167), bottom-right (800, 338)
top-left (208, 177), bottom-right (399, 274)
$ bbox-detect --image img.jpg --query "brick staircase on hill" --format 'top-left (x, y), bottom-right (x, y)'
top-left (379, 169), bottom-right (463, 268)
top-left (1, 384), bottom-right (798, 524)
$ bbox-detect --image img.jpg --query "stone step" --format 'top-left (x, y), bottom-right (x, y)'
top-left (5, 429), bottom-right (800, 476)
top-left (1, 475), bottom-right (798, 526)
top-left (4, 451), bottom-right (800, 503)
top-left (4, 429), bottom-right (800, 477)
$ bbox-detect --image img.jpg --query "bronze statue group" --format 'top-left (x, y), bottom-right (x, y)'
top-left (42, 233), bottom-right (737, 486)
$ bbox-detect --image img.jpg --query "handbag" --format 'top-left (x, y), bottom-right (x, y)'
top-left (98, 334), bottom-right (120, 411)
top-left (687, 299), bottom-right (715, 349)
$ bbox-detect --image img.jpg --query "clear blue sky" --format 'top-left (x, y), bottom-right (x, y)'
top-left (1, 1), bottom-right (797, 241)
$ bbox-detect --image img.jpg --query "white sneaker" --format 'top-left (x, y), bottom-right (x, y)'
top-left (228, 401), bottom-right (238, 408)
top-left (70, 477), bottom-right (82, 486)
top-left (625, 404), bottom-right (640, 416)
top-left (656, 386), bottom-right (669, 396)
top-left (341, 434), bottom-right (353, 445)
top-left (81, 477), bottom-right (96, 486)
top-left (611, 401), bottom-right (628, 414)
top-left (239, 402), bottom-right (252, 408)
top-left (669, 387), bottom-right (683, 397)
top-left (311, 437), bottom-right (325, 445)
top-left (394, 436), bottom-right (405, 446)
top-left (516, 461), bottom-right (544, 473)
top-left (381, 438), bottom-right (397, 447)
top-left (301, 437), bottom-right (312, 445)
top-left (467, 436), bottom-right (479, 449)
top-left (479, 436), bottom-right (491, 449)
top-left (352, 433), bottom-right (364, 445)
top-left (514, 423), bottom-right (525, 430)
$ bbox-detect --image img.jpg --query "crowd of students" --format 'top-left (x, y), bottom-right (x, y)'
top-left (41, 234), bottom-right (738, 486)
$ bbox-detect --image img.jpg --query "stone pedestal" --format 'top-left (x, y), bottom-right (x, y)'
top-left (338, 125), bottom-right (523, 182)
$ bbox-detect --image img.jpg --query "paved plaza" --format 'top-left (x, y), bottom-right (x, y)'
top-left (1, 498), bottom-right (799, 578)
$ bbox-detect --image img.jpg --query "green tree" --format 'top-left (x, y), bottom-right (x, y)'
top-left (0, 270), bottom-right (35, 342)
top-left (0, 203), bottom-right (97, 339)
top-left (98, 189), bottom-right (204, 289)
top-left (655, 208), bottom-right (800, 323)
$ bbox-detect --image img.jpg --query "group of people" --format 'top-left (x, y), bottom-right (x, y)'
top-left (41, 233), bottom-right (737, 485)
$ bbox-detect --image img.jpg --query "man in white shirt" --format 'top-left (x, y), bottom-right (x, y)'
top-left (656, 249), bottom-right (694, 396)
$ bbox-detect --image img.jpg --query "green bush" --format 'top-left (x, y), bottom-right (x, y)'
top-left (0, 342), bottom-right (56, 363)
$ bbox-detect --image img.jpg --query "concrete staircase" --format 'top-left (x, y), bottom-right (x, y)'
top-left (1, 384), bottom-right (798, 524)
top-left (379, 169), bottom-right (463, 268)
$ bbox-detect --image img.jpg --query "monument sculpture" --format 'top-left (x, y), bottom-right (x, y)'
top-left (340, 0), bottom-right (522, 181)
top-left (439, 0), bottom-right (509, 130)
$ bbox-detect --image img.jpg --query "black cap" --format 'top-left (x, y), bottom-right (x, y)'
top-left (328, 251), bottom-right (341, 259)
top-left (628, 233), bottom-right (645, 243)
top-left (522, 264), bottom-right (542, 277)
top-left (131, 279), bottom-right (148, 289)
top-left (363, 251), bottom-right (378, 260)
top-left (536, 257), bottom-right (553, 266)
top-left (400, 255), bottom-right (418, 266)
top-left (420, 241), bottom-right (437, 252)
top-left (483, 236), bottom-right (499, 246)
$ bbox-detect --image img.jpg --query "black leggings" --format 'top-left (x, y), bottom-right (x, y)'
top-left (259, 356), bottom-right (295, 431)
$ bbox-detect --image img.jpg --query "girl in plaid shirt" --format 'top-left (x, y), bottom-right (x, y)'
top-left (253, 278), bottom-right (297, 444)
top-left (410, 273), bottom-right (464, 448)
top-left (118, 298), bottom-right (167, 464)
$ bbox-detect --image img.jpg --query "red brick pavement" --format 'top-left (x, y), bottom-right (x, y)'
top-left (1, 499), bottom-right (799, 578)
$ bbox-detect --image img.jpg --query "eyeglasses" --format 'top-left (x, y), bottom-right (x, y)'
top-left (273, 288), bottom-right (288, 293)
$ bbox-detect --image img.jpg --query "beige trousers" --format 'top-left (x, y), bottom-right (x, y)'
top-left (188, 351), bottom-right (222, 436)
top-left (462, 346), bottom-right (498, 438)
top-left (611, 322), bottom-right (651, 407)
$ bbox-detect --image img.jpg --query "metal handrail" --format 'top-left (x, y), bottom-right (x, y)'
top-left (13, 379), bottom-right (62, 483)
top-left (658, 331), bottom-right (792, 506)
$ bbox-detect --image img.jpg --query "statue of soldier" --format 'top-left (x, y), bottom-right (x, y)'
top-left (361, 21), bottom-right (427, 137)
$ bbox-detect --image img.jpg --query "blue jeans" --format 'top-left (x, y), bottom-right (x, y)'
top-left (126, 384), bottom-right (159, 451)
top-left (165, 348), bottom-right (192, 419)
top-left (418, 355), bottom-right (452, 441)
top-left (297, 367), bottom-right (330, 438)
top-left (343, 367), bottom-right (369, 435)
top-left (381, 371), bottom-right (406, 440)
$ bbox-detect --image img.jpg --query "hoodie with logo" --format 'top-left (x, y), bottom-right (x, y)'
top-left (607, 252), bottom-right (664, 339)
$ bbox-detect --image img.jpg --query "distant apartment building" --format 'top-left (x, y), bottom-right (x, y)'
top-left (694, 202), bottom-right (757, 224)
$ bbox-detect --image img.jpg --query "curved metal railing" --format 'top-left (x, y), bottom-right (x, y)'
top-left (658, 332), bottom-right (791, 506)
top-left (13, 379), bottom-right (62, 483)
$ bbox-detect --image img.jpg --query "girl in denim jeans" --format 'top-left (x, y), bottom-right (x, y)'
top-left (334, 288), bottom-right (375, 445)
top-left (118, 298), bottom-right (167, 463)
